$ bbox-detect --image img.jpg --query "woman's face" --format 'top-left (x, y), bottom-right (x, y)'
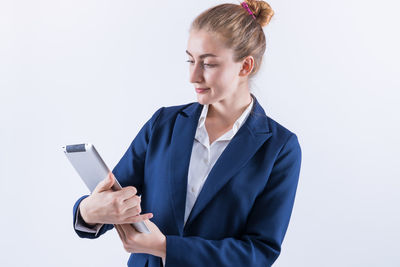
top-left (186, 30), bottom-right (248, 105)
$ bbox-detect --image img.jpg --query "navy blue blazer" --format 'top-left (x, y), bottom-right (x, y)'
top-left (72, 94), bottom-right (302, 267)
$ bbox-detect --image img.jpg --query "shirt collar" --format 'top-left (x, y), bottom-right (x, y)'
top-left (197, 96), bottom-right (254, 135)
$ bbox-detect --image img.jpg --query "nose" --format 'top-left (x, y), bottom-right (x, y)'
top-left (189, 62), bottom-right (204, 84)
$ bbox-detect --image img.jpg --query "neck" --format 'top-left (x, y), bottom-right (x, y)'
top-left (207, 91), bottom-right (253, 125)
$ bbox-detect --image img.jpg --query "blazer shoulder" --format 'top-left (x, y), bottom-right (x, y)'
top-left (151, 101), bottom-right (197, 129)
top-left (265, 115), bottom-right (300, 146)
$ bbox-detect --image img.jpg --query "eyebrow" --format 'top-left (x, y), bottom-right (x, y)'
top-left (186, 50), bottom-right (218, 59)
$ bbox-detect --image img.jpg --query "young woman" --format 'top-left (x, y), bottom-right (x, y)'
top-left (72, 1), bottom-right (302, 266)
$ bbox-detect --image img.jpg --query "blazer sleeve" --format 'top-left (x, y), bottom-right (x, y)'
top-left (165, 133), bottom-right (302, 267)
top-left (72, 107), bottom-right (164, 239)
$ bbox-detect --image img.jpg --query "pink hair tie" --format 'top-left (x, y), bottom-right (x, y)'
top-left (241, 2), bottom-right (256, 20)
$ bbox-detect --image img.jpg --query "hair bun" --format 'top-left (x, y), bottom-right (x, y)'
top-left (244, 0), bottom-right (274, 27)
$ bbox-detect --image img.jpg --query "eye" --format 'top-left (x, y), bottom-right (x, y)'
top-left (185, 60), bottom-right (216, 68)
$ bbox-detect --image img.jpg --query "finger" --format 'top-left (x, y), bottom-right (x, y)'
top-left (120, 223), bottom-right (137, 234)
top-left (115, 225), bottom-right (126, 241)
top-left (122, 203), bottom-right (142, 217)
top-left (120, 213), bottom-right (153, 224)
top-left (93, 172), bottom-right (115, 194)
top-left (115, 186), bottom-right (138, 201)
top-left (122, 195), bottom-right (141, 210)
top-left (119, 224), bottom-right (138, 242)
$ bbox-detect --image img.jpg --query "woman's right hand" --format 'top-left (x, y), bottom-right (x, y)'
top-left (79, 172), bottom-right (153, 225)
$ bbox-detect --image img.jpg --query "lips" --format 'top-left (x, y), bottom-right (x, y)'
top-left (195, 88), bottom-right (210, 93)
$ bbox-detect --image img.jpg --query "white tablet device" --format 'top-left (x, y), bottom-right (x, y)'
top-left (62, 143), bottom-right (150, 234)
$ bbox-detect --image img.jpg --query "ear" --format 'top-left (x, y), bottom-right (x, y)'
top-left (239, 56), bottom-right (254, 76)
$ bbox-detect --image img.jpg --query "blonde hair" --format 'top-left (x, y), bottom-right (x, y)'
top-left (190, 0), bottom-right (274, 79)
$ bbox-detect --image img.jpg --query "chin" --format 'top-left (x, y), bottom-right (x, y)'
top-left (197, 95), bottom-right (211, 105)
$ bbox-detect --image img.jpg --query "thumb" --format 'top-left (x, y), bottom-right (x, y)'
top-left (93, 172), bottom-right (115, 193)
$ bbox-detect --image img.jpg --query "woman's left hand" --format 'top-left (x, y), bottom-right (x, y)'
top-left (114, 219), bottom-right (166, 258)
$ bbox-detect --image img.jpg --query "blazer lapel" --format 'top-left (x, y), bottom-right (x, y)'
top-left (183, 95), bottom-right (273, 230)
top-left (168, 102), bottom-right (203, 235)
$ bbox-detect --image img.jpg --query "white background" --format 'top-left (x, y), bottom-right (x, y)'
top-left (1, 0), bottom-right (399, 266)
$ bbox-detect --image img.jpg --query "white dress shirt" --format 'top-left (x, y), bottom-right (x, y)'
top-left (75, 97), bottom-right (254, 266)
top-left (183, 97), bottom-right (254, 225)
